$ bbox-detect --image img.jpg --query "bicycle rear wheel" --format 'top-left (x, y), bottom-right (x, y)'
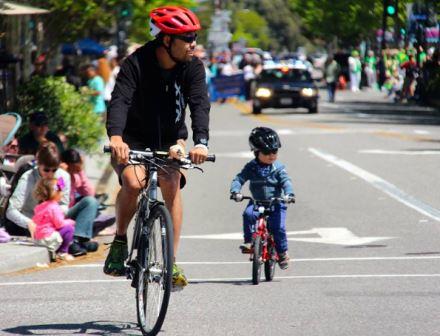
top-left (252, 235), bottom-right (262, 285)
top-left (136, 204), bottom-right (174, 336)
top-left (264, 239), bottom-right (276, 281)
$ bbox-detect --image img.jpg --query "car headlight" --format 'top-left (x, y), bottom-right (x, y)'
top-left (255, 88), bottom-right (272, 98)
top-left (301, 88), bottom-right (317, 97)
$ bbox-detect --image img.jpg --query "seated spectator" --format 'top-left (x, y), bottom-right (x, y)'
top-left (1, 137), bottom-right (19, 166)
top-left (32, 177), bottom-right (75, 261)
top-left (5, 142), bottom-right (99, 256)
top-left (60, 148), bottom-right (115, 236)
top-left (18, 112), bottom-right (64, 155)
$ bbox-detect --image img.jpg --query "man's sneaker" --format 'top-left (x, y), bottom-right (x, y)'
top-left (68, 242), bottom-right (87, 257)
top-left (80, 240), bottom-right (99, 252)
top-left (239, 242), bottom-right (252, 254)
top-left (172, 264), bottom-right (188, 291)
top-left (103, 239), bottom-right (128, 276)
top-left (278, 252), bottom-right (290, 270)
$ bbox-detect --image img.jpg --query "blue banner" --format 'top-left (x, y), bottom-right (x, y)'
top-left (209, 74), bottom-right (245, 101)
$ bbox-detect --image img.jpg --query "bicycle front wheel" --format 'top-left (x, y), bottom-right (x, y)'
top-left (252, 235), bottom-right (262, 285)
top-left (136, 204), bottom-right (174, 336)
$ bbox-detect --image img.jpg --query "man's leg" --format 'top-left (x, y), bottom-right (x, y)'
top-left (158, 170), bottom-right (182, 255)
top-left (104, 164), bottom-right (145, 276)
top-left (158, 169), bottom-right (188, 289)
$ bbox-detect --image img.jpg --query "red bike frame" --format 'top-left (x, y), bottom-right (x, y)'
top-left (252, 216), bottom-right (277, 263)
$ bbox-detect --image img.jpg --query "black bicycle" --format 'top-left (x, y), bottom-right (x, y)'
top-left (103, 146), bottom-right (215, 336)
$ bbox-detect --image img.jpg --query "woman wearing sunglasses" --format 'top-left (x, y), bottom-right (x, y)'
top-left (5, 142), bottom-right (98, 257)
top-left (104, 6), bottom-right (210, 289)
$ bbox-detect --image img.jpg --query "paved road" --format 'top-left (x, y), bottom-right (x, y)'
top-left (1, 91), bottom-right (440, 336)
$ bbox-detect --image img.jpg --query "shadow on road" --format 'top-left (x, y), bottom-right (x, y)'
top-left (3, 321), bottom-right (141, 335)
top-left (190, 279), bottom-right (251, 286)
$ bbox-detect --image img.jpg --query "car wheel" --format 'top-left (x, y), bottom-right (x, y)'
top-left (308, 103), bottom-right (318, 114)
top-left (252, 104), bottom-right (262, 114)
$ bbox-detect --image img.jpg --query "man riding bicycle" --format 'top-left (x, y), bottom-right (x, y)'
top-left (104, 6), bottom-right (210, 290)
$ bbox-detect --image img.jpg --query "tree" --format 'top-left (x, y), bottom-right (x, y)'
top-left (288, 0), bottom-right (414, 48)
top-left (231, 10), bottom-right (270, 49)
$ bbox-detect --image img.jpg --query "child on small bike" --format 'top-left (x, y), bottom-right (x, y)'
top-left (230, 127), bottom-right (295, 269)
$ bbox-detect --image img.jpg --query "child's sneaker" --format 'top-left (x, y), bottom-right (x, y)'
top-left (239, 242), bottom-right (252, 254)
top-left (278, 252), bottom-right (290, 270)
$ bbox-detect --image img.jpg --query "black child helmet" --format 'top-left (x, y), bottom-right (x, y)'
top-left (249, 127), bottom-right (281, 152)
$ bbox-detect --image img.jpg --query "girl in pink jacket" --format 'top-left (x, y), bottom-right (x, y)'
top-left (32, 177), bottom-right (75, 261)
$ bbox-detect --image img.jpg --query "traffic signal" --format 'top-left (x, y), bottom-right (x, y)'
top-left (385, 0), bottom-right (397, 17)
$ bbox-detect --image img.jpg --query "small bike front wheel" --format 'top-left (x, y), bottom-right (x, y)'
top-left (252, 235), bottom-right (263, 285)
top-left (136, 204), bottom-right (174, 336)
top-left (264, 240), bottom-right (276, 281)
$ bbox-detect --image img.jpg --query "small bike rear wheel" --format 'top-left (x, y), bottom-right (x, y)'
top-left (252, 235), bottom-right (262, 285)
top-left (136, 204), bottom-right (174, 336)
top-left (264, 240), bottom-right (276, 281)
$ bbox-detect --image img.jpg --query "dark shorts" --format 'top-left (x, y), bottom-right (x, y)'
top-left (111, 136), bottom-right (186, 189)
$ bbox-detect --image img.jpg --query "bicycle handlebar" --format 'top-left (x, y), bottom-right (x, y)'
top-left (232, 195), bottom-right (294, 205)
top-left (103, 145), bottom-right (216, 163)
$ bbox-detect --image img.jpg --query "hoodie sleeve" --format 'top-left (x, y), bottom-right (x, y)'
top-left (106, 55), bottom-right (139, 138)
top-left (278, 166), bottom-right (294, 195)
top-left (186, 59), bottom-right (210, 146)
top-left (6, 171), bottom-right (32, 228)
top-left (230, 163), bottom-right (252, 194)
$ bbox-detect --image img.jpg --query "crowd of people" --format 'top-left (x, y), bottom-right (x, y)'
top-left (0, 112), bottom-right (115, 261)
top-left (324, 46), bottom-right (439, 104)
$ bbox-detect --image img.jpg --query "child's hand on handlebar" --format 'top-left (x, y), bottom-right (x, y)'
top-left (230, 192), bottom-right (243, 202)
top-left (284, 194), bottom-right (296, 204)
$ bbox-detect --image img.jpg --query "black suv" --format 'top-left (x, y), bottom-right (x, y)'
top-left (252, 64), bottom-right (319, 114)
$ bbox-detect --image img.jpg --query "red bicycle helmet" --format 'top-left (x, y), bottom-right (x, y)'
top-left (149, 6), bottom-right (201, 36)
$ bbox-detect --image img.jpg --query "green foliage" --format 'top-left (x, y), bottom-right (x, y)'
top-left (227, 0), bottom-right (308, 52)
top-left (289, 0), bottom-right (413, 47)
top-left (231, 10), bottom-right (270, 49)
top-left (17, 77), bottom-right (104, 152)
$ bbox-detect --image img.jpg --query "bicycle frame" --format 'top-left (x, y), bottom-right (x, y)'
top-left (251, 205), bottom-right (277, 263)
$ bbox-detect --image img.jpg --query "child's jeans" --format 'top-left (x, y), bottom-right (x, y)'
top-left (242, 202), bottom-right (288, 254)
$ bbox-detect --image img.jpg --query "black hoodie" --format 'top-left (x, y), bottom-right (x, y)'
top-left (106, 40), bottom-right (210, 150)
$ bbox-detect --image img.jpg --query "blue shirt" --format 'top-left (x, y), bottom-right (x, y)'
top-left (230, 159), bottom-right (294, 200)
top-left (88, 75), bottom-right (106, 114)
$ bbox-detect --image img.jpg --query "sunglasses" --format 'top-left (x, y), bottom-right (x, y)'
top-left (261, 149), bottom-right (278, 155)
top-left (174, 33), bottom-right (197, 43)
top-left (43, 167), bottom-right (58, 173)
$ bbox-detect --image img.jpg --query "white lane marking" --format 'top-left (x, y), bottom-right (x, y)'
top-left (62, 255), bottom-right (440, 268)
top-left (359, 149), bottom-right (440, 155)
top-left (309, 148), bottom-right (440, 222)
top-left (414, 130), bottom-right (430, 135)
top-left (3, 273), bottom-right (440, 286)
top-left (182, 227), bottom-right (393, 246)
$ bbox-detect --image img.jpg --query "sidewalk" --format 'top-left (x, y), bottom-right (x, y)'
top-left (0, 149), bottom-right (117, 275)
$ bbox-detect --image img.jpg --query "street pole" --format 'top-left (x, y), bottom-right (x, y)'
top-left (381, 0), bottom-right (387, 53)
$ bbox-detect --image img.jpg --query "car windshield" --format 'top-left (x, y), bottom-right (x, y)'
top-left (260, 68), bottom-right (311, 82)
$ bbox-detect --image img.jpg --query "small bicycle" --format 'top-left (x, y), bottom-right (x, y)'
top-left (232, 196), bottom-right (293, 285)
top-left (104, 146), bottom-right (215, 336)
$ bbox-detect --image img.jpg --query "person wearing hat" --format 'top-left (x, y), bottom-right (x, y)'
top-left (18, 112), bottom-right (65, 155)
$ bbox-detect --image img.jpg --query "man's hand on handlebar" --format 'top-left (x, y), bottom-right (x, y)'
top-left (109, 136), bottom-right (130, 164)
top-left (169, 140), bottom-right (186, 160)
top-left (189, 145), bottom-right (208, 165)
top-left (230, 192), bottom-right (243, 202)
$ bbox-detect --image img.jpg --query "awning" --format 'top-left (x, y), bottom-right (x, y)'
top-left (0, 2), bottom-right (50, 15)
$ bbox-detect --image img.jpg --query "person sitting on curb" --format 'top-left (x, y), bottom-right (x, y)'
top-left (5, 141), bottom-right (98, 256)
top-left (18, 112), bottom-right (64, 155)
top-left (60, 148), bottom-right (115, 236)
top-left (32, 177), bottom-right (75, 261)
